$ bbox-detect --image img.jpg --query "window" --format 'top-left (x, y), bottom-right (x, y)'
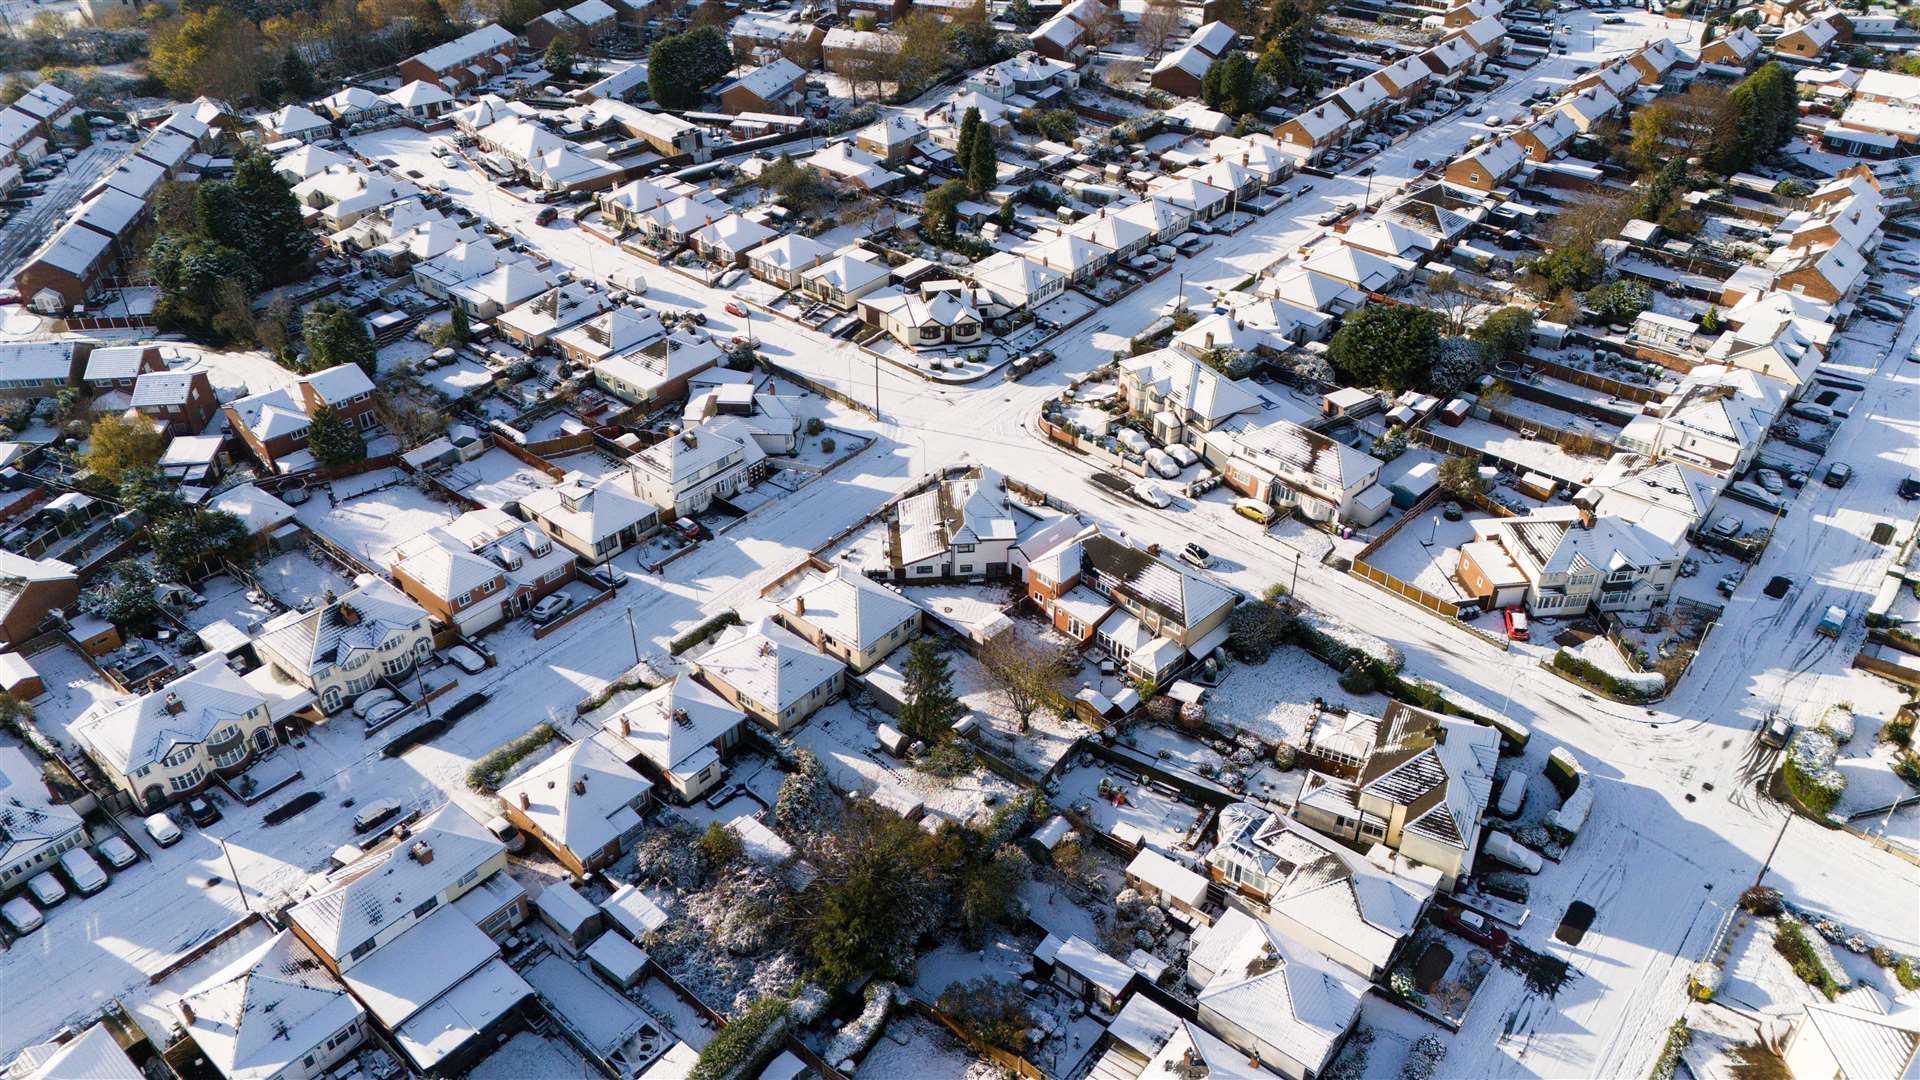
top-left (383, 656), bottom-right (412, 676)
top-left (412, 895), bottom-right (439, 918)
top-left (454, 591), bottom-right (472, 607)
top-left (348, 940), bottom-right (376, 961)
top-left (955, 543), bottom-right (975, 553)
top-left (457, 869), bottom-right (480, 886)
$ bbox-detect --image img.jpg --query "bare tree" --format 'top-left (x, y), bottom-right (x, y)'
top-left (979, 633), bottom-right (1074, 733)
top-left (1136, 0), bottom-right (1184, 58)
top-left (1103, 60), bottom-right (1144, 89)
top-left (1408, 271), bottom-right (1478, 336)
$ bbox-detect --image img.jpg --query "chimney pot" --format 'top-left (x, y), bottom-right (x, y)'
top-left (574, 777), bottom-right (587, 795)
top-left (518, 790), bottom-right (530, 810)
top-left (180, 1001), bottom-right (195, 1023)
top-left (793, 595), bottom-right (806, 616)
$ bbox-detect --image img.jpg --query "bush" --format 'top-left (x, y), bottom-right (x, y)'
top-left (466, 722), bottom-right (557, 791)
top-left (1773, 918), bottom-right (1840, 1000)
top-left (1273, 743), bottom-right (1297, 770)
top-left (1883, 713), bottom-right (1914, 748)
top-left (1782, 728), bottom-right (1845, 815)
top-left (1339, 661), bottom-right (1379, 694)
top-left (671, 610), bottom-right (741, 655)
top-left (804, 417), bottom-right (824, 436)
top-left (820, 437), bottom-right (835, 453)
top-left (1898, 957), bottom-right (1920, 990)
top-left (938, 977), bottom-right (1031, 1052)
top-left (1551, 650), bottom-right (1659, 703)
top-left (1646, 1019), bottom-right (1691, 1080)
top-left (1894, 751), bottom-right (1920, 790)
top-left (698, 820), bottom-right (743, 869)
top-left (1226, 599), bottom-right (1293, 662)
top-left (691, 997), bottom-right (788, 1080)
top-left (1738, 885), bottom-right (1782, 916)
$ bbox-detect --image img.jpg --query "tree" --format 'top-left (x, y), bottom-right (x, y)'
top-left (1408, 271), bottom-right (1477, 336)
top-left (1472, 306), bottom-right (1536, 362)
top-left (897, 13), bottom-right (946, 94)
top-left (82, 413), bottom-right (165, 485)
top-left (1583, 281), bottom-right (1650, 323)
top-left (302, 303), bottom-right (377, 377)
top-left (803, 803), bottom-right (955, 989)
top-left (922, 179), bottom-right (968, 242)
top-left (648, 27), bottom-right (733, 108)
top-left (82, 560), bottom-right (160, 627)
top-left (955, 106), bottom-right (982, 174)
top-left (967, 128), bottom-right (998, 193)
top-left (279, 46), bottom-right (319, 102)
top-left (1225, 597), bottom-right (1293, 662)
top-left (938, 978), bottom-right (1031, 1050)
top-left (1706, 63), bottom-right (1798, 175)
top-left (227, 149), bottom-right (315, 284)
top-left (0, 76), bottom-right (29, 106)
top-left (306, 405), bottom-right (367, 467)
top-left (1438, 455), bottom-right (1483, 499)
top-left (150, 508), bottom-right (250, 581)
top-left (1253, 42), bottom-right (1296, 97)
top-left (449, 303), bottom-right (470, 344)
top-left (1627, 101), bottom-right (1678, 170)
top-left (543, 38), bottom-right (575, 81)
top-left (1005, 0), bottom-right (1038, 27)
top-left (118, 468), bottom-right (182, 520)
top-left (697, 820), bottom-right (743, 871)
top-left (1700, 306), bottom-right (1722, 333)
top-left (978, 632), bottom-right (1069, 733)
top-left (66, 114), bottom-right (92, 149)
top-left (150, 235), bottom-right (261, 340)
top-left (1028, 108), bottom-right (1076, 142)
top-left (1327, 304), bottom-right (1441, 392)
top-left (149, 7), bottom-right (265, 101)
top-left (897, 639), bottom-right (963, 746)
top-left (1202, 52), bottom-right (1257, 115)
top-left (760, 155), bottom-right (834, 212)
top-left (1138, 0), bottom-right (1184, 56)
top-left (1635, 156), bottom-right (1689, 224)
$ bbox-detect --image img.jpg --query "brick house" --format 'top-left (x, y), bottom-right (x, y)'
top-left (223, 364), bottom-right (379, 470)
top-left (130, 370), bottom-right (218, 435)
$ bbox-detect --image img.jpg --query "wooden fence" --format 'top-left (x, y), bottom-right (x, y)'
top-left (904, 998), bottom-right (1047, 1080)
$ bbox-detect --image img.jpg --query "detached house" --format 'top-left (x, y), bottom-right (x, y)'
top-left (498, 733), bottom-right (652, 879)
top-left (72, 660), bottom-right (277, 813)
top-left (130, 370), bottom-right (218, 435)
top-left (1289, 702), bottom-right (1499, 890)
top-left (1465, 504), bottom-right (1682, 616)
top-left (254, 576), bottom-right (435, 715)
top-left (600, 674), bottom-right (747, 802)
top-left (388, 508), bottom-right (576, 636)
top-left (692, 617), bottom-right (844, 732)
top-left (1120, 347), bottom-right (1267, 443)
top-left (0, 746), bottom-right (87, 894)
top-left (1776, 12), bottom-right (1842, 57)
top-left (718, 58), bottom-right (808, 116)
top-left (1699, 26), bottom-right (1762, 68)
top-left (769, 562), bottom-right (921, 672)
top-left (520, 470), bottom-right (658, 563)
top-left (1184, 908), bottom-right (1370, 1080)
top-left (630, 419), bottom-right (766, 518)
top-left (223, 364), bottom-right (378, 471)
top-left (1209, 418), bottom-right (1388, 526)
top-left (1025, 528), bottom-right (1237, 681)
top-left (174, 930), bottom-right (367, 1080)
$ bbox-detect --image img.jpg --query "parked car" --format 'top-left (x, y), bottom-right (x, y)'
top-left (1479, 873), bottom-right (1530, 904)
top-left (1165, 444), bottom-right (1200, 468)
top-left (1503, 607), bottom-right (1530, 642)
top-left (96, 836), bottom-right (137, 870)
top-left (1825, 462), bottom-right (1852, 488)
top-left (1131, 481), bottom-right (1172, 509)
top-left (1754, 469), bottom-right (1784, 495)
top-left (1464, 104), bottom-right (1483, 116)
top-left (1144, 448), bottom-right (1180, 479)
top-left (1708, 514), bottom-right (1741, 539)
top-left (2, 897), bottom-right (42, 934)
top-left (672, 516), bottom-right (709, 541)
top-left (144, 812), bottom-right (182, 847)
top-left (353, 688), bottom-right (400, 719)
top-left (185, 797), bottom-right (221, 827)
top-left (716, 268), bottom-right (745, 288)
top-left (1435, 906), bottom-right (1510, 953)
top-left (27, 871), bottom-right (66, 907)
top-left (363, 699), bottom-right (407, 725)
top-left (1411, 157), bottom-right (1431, 170)
top-left (1179, 543), bottom-right (1212, 569)
top-left (1760, 713), bottom-right (1793, 749)
top-left (529, 593), bottom-right (574, 625)
top-left (1790, 402), bottom-right (1833, 424)
top-left (533, 206), bottom-right (557, 226)
top-left (1900, 477), bottom-right (1920, 501)
top-left (485, 815), bottom-right (528, 854)
top-left (353, 799), bottom-right (404, 834)
top-left (1233, 497), bottom-right (1274, 525)
top-left (59, 849), bottom-right (108, 895)
top-left (445, 644), bottom-right (487, 674)
top-left (1443, 502), bottom-right (1464, 522)
top-left (725, 301), bottom-right (749, 318)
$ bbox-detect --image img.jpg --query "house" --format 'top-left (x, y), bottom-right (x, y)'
top-left (1029, 0), bottom-right (1105, 62)
top-left (965, 52), bottom-right (1079, 103)
top-left (1151, 46), bottom-right (1215, 100)
top-left (732, 14), bottom-right (826, 67)
top-left (8, 81), bottom-right (76, 138)
top-left (1419, 37), bottom-right (1480, 84)
top-left (860, 287), bottom-right (984, 348)
top-left (875, 465), bottom-right (1040, 581)
top-left (1444, 0), bottom-right (1501, 27)
top-left (320, 86), bottom-right (391, 125)
top-left (769, 563), bottom-right (921, 672)
top-left (0, 746), bottom-right (87, 895)
top-left (801, 141), bottom-right (904, 193)
top-left (854, 114), bottom-right (927, 164)
top-left (254, 576), bottom-right (434, 715)
top-left (590, 328), bottom-right (723, 407)
top-left (1512, 110), bottom-right (1578, 161)
top-left (682, 379), bottom-right (801, 456)
top-left (1210, 418), bottom-right (1387, 526)
top-left (291, 166), bottom-right (420, 231)
top-left (1017, 231), bottom-right (1114, 285)
top-left (1577, 455), bottom-right (1722, 555)
top-left (689, 213), bottom-right (777, 268)
top-left (413, 240), bottom-right (513, 302)
top-left (1204, 804), bottom-right (1436, 979)
top-left (496, 283), bottom-right (611, 349)
top-left (1619, 364), bottom-right (1787, 476)
top-left (0, 550), bottom-right (78, 649)
top-left (284, 804), bottom-right (533, 1076)
top-left (822, 27), bottom-right (899, 78)
top-left (1569, 58), bottom-right (1639, 100)
top-left (449, 261), bottom-right (558, 321)
top-left (499, 733), bottom-right (653, 880)
top-left (801, 253), bottom-right (892, 310)
top-left (1272, 103), bottom-right (1349, 163)
top-left (223, 364), bottom-right (378, 471)
top-left (1769, 238), bottom-right (1865, 305)
top-left (1443, 134), bottom-right (1528, 192)
top-left (263, 105), bottom-right (333, 143)
top-left (384, 80), bottom-right (456, 121)
top-left (130, 370), bottom-right (218, 435)
top-left (1026, 527), bottom-right (1237, 678)
top-left (1466, 505), bottom-right (1683, 616)
top-left (71, 659), bottom-right (277, 813)
top-left (1699, 26), bottom-right (1762, 68)
top-left (1781, 995), bottom-right (1920, 1080)
top-left (1777, 11), bottom-right (1842, 57)
top-left (0, 340), bottom-right (87, 397)
top-left (174, 930), bottom-right (367, 1080)
top-left (3, 1024), bottom-right (142, 1080)
top-left (718, 58), bottom-right (808, 116)
top-left (599, 674), bottom-right (747, 801)
top-left (973, 252), bottom-right (1067, 313)
top-left (1447, 12), bottom-right (1507, 56)
top-left (692, 617), bottom-right (844, 732)
top-left (1550, 85), bottom-right (1621, 134)
top-left (398, 23), bottom-right (518, 91)
top-left (630, 419), bottom-right (765, 518)
top-left (520, 471), bottom-right (658, 563)
top-left (747, 233), bottom-right (830, 290)
top-left (1119, 348), bottom-right (1267, 440)
top-left (388, 509), bottom-right (576, 636)
top-left (553, 304), bottom-right (667, 368)
top-left (1627, 38), bottom-right (1684, 85)
top-left (13, 219), bottom-right (116, 312)
top-left (1288, 703), bottom-right (1498, 890)
top-left (1182, 908), bottom-right (1369, 1080)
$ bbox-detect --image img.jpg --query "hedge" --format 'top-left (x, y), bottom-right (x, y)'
top-left (466, 722), bottom-right (558, 792)
top-left (691, 997), bottom-right (789, 1080)
top-left (1781, 753), bottom-right (1842, 817)
top-left (671, 610), bottom-right (742, 656)
top-left (1773, 918), bottom-right (1840, 1000)
top-left (1551, 650), bottom-right (1659, 703)
top-left (1645, 1019), bottom-right (1690, 1080)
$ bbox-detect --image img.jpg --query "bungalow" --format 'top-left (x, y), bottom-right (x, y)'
top-left (384, 80), bottom-right (456, 121)
top-left (718, 58), bottom-right (808, 116)
top-left (4, 1025), bottom-right (142, 1080)
top-left (263, 104), bottom-right (333, 143)
top-left (769, 563), bottom-right (921, 673)
top-left (860, 287), bottom-right (984, 348)
top-left (520, 470), bottom-right (658, 563)
top-left (1443, 133), bottom-right (1529, 191)
top-left (1147, 175), bottom-right (1232, 221)
top-left (449, 261), bottom-right (558, 320)
top-left (254, 576), bottom-right (435, 715)
top-left (973, 251), bottom-right (1067, 313)
top-left (692, 617), bottom-right (844, 732)
top-left (1303, 242), bottom-right (1414, 295)
top-left (554, 304), bottom-right (667, 367)
top-left (1069, 208), bottom-right (1154, 261)
top-left (71, 660), bottom-right (277, 813)
top-left (597, 177), bottom-right (685, 231)
top-left (689, 213), bottom-right (777, 268)
top-left (966, 52), bottom-right (1079, 103)
top-left (499, 734), bottom-right (653, 880)
top-left (1781, 997), bottom-right (1920, 1080)
top-left (1017, 231), bottom-right (1114, 285)
top-left (320, 86), bottom-right (391, 125)
top-left (1113, 197), bottom-right (1192, 244)
top-left (746, 233), bottom-right (830, 289)
top-left (801, 142), bottom-right (903, 193)
top-left (600, 675), bottom-right (746, 802)
top-left (495, 283), bottom-right (611, 349)
top-left (388, 509), bottom-right (576, 636)
top-left (590, 329), bottom-right (723, 407)
top-left (413, 239), bottom-right (511, 301)
top-left (1211, 418), bottom-right (1388, 526)
top-left (174, 930), bottom-right (367, 1080)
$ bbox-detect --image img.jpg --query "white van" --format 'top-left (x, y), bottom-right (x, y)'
top-left (611, 268), bottom-right (649, 295)
top-left (59, 849), bottom-right (108, 895)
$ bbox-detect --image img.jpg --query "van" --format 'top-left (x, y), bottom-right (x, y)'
top-left (1234, 497), bottom-right (1274, 525)
top-left (485, 815), bottom-right (527, 854)
top-left (352, 799), bottom-right (403, 834)
top-left (1824, 462), bottom-right (1852, 488)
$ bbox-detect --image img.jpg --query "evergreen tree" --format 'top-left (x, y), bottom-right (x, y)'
top-left (897, 640), bottom-right (963, 746)
top-left (306, 405), bottom-right (367, 467)
top-left (449, 304), bottom-right (470, 344)
top-left (1005, 0), bottom-right (1037, 26)
top-left (1327, 304), bottom-right (1442, 393)
top-left (1253, 42), bottom-right (1294, 96)
top-left (66, 114), bottom-right (91, 149)
top-left (544, 38), bottom-right (575, 81)
top-left (956, 106), bottom-right (982, 173)
top-left (648, 27), bottom-right (733, 108)
top-left (229, 149), bottom-right (313, 284)
top-left (922, 179), bottom-right (968, 241)
top-left (302, 303), bottom-right (377, 377)
top-left (967, 129), bottom-right (997, 193)
top-left (279, 46), bottom-right (319, 102)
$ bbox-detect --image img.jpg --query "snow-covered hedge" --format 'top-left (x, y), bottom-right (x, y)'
top-left (1400, 1034), bottom-right (1447, 1080)
top-left (1296, 610), bottom-right (1406, 674)
top-left (1814, 703), bottom-right (1855, 746)
top-left (1783, 728), bottom-right (1846, 816)
top-left (824, 981), bottom-right (893, 1070)
top-left (1545, 747), bottom-right (1586, 797)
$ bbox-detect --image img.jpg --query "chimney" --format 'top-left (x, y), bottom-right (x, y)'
top-left (179, 1001), bottom-right (195, 1023)
top-left (619, 714), bottom-right (631, 737)
top-left (410, 840), bottom-right (433, 864)
top-left (163, 692), bottom-right (183, 715)
top-left (1203, 332), bottom-right (1214, 349)
top-left (792, 595), bottom-right (806, 616)
top-left (574, 776), bottom-right (587, 795)
top-left (672, 707), bottom-right (691, 727)
top-left (337, 602), bottom-right (361, 626)
top-left (683, 431), bottom-right (697, 449)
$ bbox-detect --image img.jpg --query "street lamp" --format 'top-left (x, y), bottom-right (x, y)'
top-left (1359, 166), bottom-right (1377, 211)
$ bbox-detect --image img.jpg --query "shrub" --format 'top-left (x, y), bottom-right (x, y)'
top-left (804, 417), bottom-right (824, 436)
top-left (1782, 728), bottom-right (1845, 815)
top-left (1273, 743), bottom-right (1297, 770)
top-left (1894, 751), bottom-right (1920, 790)
top-left (698, 820), bottom-right (743, 870)
top-left (1226, 599), bottom-right (1293, 662)
top-left (1773, 918), bottom-right (1840, 1000)
top-left (1339, 661), bottom-right (1379, 694)
top-left (1883, 713), bottom-right (1914, 748)
top-left (1898, 957), bottom-right (1920, 990)
top-left (1738, 885), bottom-right (1782, 916)
top-left (466, 722), bottom-right (557, 791)
top-left (691, 997), bottom-right (789, 1080)
top-left (671, 610), bottom-right (741, 655)
top-left (1551, 650), bottom-right (1658, 703)
top-left (1646, 1019), bottom-right (1691, 1080)
top-left (820, 437), bottom-right (835, 453)
top-left (938, 977), bottom-right (1031, 1052)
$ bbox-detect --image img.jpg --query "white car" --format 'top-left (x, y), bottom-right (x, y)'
top-left (59, 849), bottom-right (107, 895)
top-left (363, 699), bottom-right (407, 724)
top-left (144, 812), bottom-right (182, 847)
top-left (1131, 481), bottom-right (1172, 509)
top-left (716, 268), bottom-right (745, 288)
top-left (1, 897), bottom-right (41, 935)
top-left (529, 594), bottom-right (574, 624)
top-left (1144, 448), bottom-right (1180, 479)
top-left (445, 645), bottom-right (487, 674)
top-left (1886, 251), bottom-right (1920, 267)
top-left (27, 871), bottom-right (66, 906)
top-left (352, 688), bottom-right (400, 719)
top-left (96, 836), bottom-right (137, 870)
top-left (1165, 444), bottom-right (1200, 468)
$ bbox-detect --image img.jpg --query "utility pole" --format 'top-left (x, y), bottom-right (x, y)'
top-left (219, 836), bottom-right (250, 913)
top-left (625, 607), bottom-right (641, 668)
top-left (1291, 549), bottom-right (1301, 597)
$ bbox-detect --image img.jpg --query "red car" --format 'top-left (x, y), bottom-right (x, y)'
top-left (1503, 607), bottom-right (1530, 642)
top-left (1434, 906), bottom-right (1509, 954)
top-left (725, 302), bottom-right (749, 318)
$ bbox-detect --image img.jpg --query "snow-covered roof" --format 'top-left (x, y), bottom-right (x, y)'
top-left (409, 22), bottom-right (516, 74)
top-left (256, 576), bottom-right (427, 679)
top-left (265, 104), bottom-right (331, 137)
top-left (801, 252), bottom-right (890, 293)
top-left (1188, 907), bottom-right (1369, 1071)
top-left (690, 213), bottom-right (776, 257)
top-left (722, 58), bottom-right (806, 104)
top-left (521, 471), bottom-right (656, 544)
top-left (1797, 1000), bottom-right (1920, 1080)
top-left (384, 80), bottom-right (454, 109)
top-left (1153, 44), bottom-right (1214, 81)
top-left (1074, 530), bottom-right (1237, 630)
top-left (8, 1024), bottom-right (141, 1080)
top-left (603, 674), bottom-right (744, 778)
top-left (72, 661), bottom-right (267, 777)
top-left (748, 232), bottom-right (830, 274)
top-left (1126, 848), bottom-right (1208, 908)
top-left (775, 565), bottom-right (918, 654)
top-left (0, 746), bottom-right (83, 877)
top-left (72, 187), bottom-right (146, 239)
top-left (499, 732), bottom-right (651, 862)
top-left (177, 930), bottom-right (364, 1080)
top-left (1120, 347), bottom-right (1264, 425)
top-left (694, 617), bottom-right (842, 714)
top-left (1229, 418), bottom-right (1382, 497)
top-left (602, 882), bottom-right (670, 940)
top-left (22, 220), bottom-right (113, 278)
top-left (210, 484), bottom-right (298, 537)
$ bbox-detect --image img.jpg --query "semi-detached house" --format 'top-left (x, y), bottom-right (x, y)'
top-left (768, 562), bottom-right (921, 673)
top-left (253, 576), bottom-right (434, 715)
top-left (387, 508), bottom-right (576, 636)
top-left (72, 659), bottom-right (278, 813)
top-left (693, 617), bottom-right (844, 732)
top-left (1025, 527), bottom-right (1238, 681)
top-left (223, 364), bottom-right (379, 471)
top-left (599, 674), bottom-right (747, 802)
top-left (520, 470), bottom-right (658, 564)
top-left (630, 418), bottom-right (766, 518)
top-left (1465, 504), bottom-right (1682, 616)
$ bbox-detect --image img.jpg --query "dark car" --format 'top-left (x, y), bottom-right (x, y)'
top-left (534, 206), bottom-right (558, 226)
top-left (1900, 477), bottom-right (1920, 501)
top-left (185, 797), bottom-right (221, 827)
top-left (1435, 906), bottom-right (1510, 953)
top-left (1479, 873), bottom-right (1530, 904)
